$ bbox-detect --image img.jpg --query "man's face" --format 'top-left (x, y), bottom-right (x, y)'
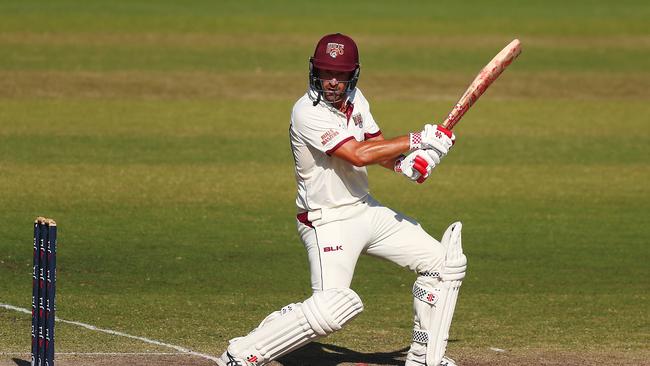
top-left (318, 69), bottom-right (353, 103)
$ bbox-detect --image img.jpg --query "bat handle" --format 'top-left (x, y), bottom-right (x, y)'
top-left (441, 119), bottom-right (454, 131)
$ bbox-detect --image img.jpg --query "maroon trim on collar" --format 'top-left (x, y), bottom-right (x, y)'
top-left (364, 130), bottom-right (382, 140)
top-left (326, 136), bottom-right (354, 155)
top-left (340, 101), bottom-right (354, 123)
top-left (297, 212), bottom-right (313, 228)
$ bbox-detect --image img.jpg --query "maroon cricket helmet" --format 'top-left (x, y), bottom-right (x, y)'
top-left (311, 33), bottom-right (359, 72)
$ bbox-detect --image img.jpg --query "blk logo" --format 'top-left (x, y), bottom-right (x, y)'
top-left (323, 245), bottom-right (343, 253)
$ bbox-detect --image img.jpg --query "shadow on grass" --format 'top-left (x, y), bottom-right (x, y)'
top-left (276, 342), bottom-right (409, 366)
top-left (11, 358), bottom-right (30, 366)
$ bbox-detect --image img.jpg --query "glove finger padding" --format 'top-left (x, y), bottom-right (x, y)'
top-left (413, 158), bottom-right (428, 184)
top-left (412, 156), bottom-right (429, 177)
top-left (421, 124), bottom-right (456, 157)
top-left (395, 150), bottom-right (438, 183)
top-left (414, 152), bottom-right (437, 183)
top-left (436, 125), bottom-right (455, 145)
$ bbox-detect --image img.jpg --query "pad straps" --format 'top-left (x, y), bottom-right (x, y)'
top-left (412, 283), bottom-right (441, 305)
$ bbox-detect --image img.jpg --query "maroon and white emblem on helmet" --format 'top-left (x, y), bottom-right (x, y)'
top-left (326, 43), bottom-right (345, 58)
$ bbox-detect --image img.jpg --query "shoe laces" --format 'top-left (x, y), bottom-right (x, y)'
top-left (226, 352), bottom-right (242, 366)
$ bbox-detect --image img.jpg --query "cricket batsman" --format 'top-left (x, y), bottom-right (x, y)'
top-left (217, 33), bottom-right (467, 366)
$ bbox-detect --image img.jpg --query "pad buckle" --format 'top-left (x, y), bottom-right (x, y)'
top-left (412, 329), bottom-right (429, 344)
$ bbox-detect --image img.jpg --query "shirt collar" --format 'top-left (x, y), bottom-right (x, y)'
top-left (340, 100), bottom-right (355, 123)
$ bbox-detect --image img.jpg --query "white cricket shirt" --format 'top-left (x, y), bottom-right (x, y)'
top-left (290, 88), bottom-right (381, 212)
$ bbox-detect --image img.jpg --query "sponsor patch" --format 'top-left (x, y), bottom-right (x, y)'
top-left (326, 43), bottom-right (345, 58)
top-left (321, 129), bottom-right (339, 145)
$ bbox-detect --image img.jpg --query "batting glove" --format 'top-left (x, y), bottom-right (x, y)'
top-left (394, 150), bottom-right (437, 184)
top-left (409, 124), bottom-right (456, 158)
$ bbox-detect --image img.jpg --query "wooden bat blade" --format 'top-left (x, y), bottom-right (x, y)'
top-left (441, 39), bottom-right (522, 130)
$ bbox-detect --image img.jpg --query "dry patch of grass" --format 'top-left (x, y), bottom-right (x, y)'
top-left (0, 354), bottom-right (214, 366)
top-left (1, 32), bottom-right (648, 51)
top-left (1, 70), bottom-right (647, 101)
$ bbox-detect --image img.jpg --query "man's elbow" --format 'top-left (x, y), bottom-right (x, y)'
top-left (331, 141), bottom-right (373, 167)
top-left (351, 152), bottom-right (372, 167)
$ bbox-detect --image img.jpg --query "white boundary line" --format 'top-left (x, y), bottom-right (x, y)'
top-left (0, 303), bottom-right (219, 364)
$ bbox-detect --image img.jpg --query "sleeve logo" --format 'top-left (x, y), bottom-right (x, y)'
top-left (321, 129), bottom-right (339, 145)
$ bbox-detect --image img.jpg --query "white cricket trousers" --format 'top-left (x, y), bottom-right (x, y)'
top-left (297, 195), bottom-right (445, 291)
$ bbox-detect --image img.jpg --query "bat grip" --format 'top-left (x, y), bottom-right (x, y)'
top-left (441, 118), bottom-right (455, 131)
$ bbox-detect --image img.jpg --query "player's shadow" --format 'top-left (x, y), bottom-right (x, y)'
top-left (11, 358), bottom-right (30, 366)
top-left (275, 342), bottom-right (409, 366)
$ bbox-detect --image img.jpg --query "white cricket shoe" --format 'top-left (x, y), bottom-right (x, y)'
top-left (216, 351), bottom-right (256, 366)
top-left (405, 355), bottom-right (457, 366)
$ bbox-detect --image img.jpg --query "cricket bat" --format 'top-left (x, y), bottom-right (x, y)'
top-left (441, 39), bottom-right (522, 130)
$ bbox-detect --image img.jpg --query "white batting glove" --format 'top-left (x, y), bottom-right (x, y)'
top-left (409, 124), bottom-right (456, 158)
top-left (394, 150), bottom-right (437, 184)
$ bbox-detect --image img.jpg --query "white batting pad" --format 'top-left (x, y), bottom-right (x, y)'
top-left (406, 222), bottom-right (466, 366)
top-left (227, 288), bottom-right (363, 365)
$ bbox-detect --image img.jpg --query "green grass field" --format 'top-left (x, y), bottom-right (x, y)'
top-left (1, 1), bottom-right (649, 365)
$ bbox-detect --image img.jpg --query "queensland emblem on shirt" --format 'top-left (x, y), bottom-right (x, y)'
top-left (352, 113), bottom-right (363, 128)
top-left (321, 129), bottom-right (340, 145)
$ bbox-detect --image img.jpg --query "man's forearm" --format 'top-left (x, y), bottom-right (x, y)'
top-left (352, 135), bottom-right (409, 166)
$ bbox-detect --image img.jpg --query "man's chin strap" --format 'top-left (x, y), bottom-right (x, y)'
top-left (312, 91), bottom-right (322, 106)
top-left (406, 222), bottom-right (467, 366)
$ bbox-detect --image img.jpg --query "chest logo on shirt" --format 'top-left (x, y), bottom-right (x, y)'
top-left (326, 43), bottom-right (345, 58)
top-left (352, 113), bottom-right (363, 128)
top-left (321, 129), bottom-right (340, 146)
